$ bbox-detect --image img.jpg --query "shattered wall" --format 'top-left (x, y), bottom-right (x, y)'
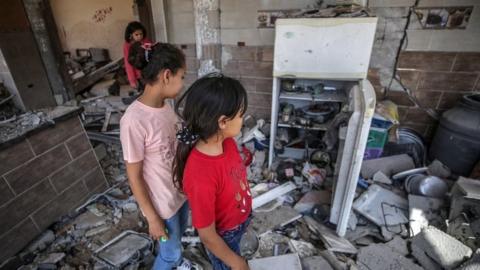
top-left (49, 0), bottom-right (136, 60)
top-left (0, 115), bottom-right (108, 262)
top-left (161, 0), bottom-right (480, 138)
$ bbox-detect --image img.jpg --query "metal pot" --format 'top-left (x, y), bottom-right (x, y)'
top-left (404, 174), bottom-right (448, 198)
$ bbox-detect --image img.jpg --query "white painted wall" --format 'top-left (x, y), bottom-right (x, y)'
top-left (50, 0), bottom-right (136, 59)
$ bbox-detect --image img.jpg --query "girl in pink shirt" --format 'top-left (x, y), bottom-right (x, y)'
top-left (120, 42), bottom-right (200, 270)
top-left (123, 21), bottom-right (152, 90)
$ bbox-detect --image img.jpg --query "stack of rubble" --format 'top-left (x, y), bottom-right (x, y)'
top-left (5, 93), bottom-right (480, 269)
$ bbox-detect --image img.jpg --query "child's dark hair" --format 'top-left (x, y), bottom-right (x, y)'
top-left (128, 42), bottom-right (185, 85)
top-left (124, 21), bottom-right (146, 42)
top-left (173, 73), bottom-right (248, 191)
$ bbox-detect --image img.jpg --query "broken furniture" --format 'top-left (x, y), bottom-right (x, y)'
top-left (267, 17), bottom-right (378, 237)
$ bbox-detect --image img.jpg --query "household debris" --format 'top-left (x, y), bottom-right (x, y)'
top-left (93, 231), bottom-right (153, 268)
top-left (4, 89), bottom-right (480, 270)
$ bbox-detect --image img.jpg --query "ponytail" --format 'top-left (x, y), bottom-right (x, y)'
top-left (172, 73), bottom-right (248, 192)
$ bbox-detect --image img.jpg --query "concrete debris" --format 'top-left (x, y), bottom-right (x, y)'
top-left (74, 211), bottom-right (111, 230)
top-left (372, 171), bottom-right (392, 185)
top-left (353, 184), bottom-right (409, 227)
top-left (412, 226), bottom-right (473, 269)
top-left (293, 190), bottom-right (331, 213)
top-left (385, 236), bottom-right (409, 256)
top-left (121, 202), bottom-right (139, 213)
top-left (459, 249), bottom-right (480, 270)
top-left (357, 243), bottom-right (423, 270)
top-left (256, 232), bottom-right (291, 258)
top-left (345, 224), bottom-right (383, 243)
top-left (304, 216), bottom-right (357, 254)
top-left (24, 230), bottom-right (55, 254)
top-left (301, 255), bottom-right (334, 270)
top-left (85, 225), bottom-right (111, 238)
top-left (447, 214), bottom-right (478, 250)
top-left (361, 154), bottom-right (415, 179)
top-left (38, 253), bottom-right (66, 267)
top-left (450, 177), bottom-right (480, 220)
top-left (248, 253), bottom-right (302, 270)
top-left (409, 194), bottom-right (445, 237)
top-left (288, 239), bottom-right (317, 258)
top-left (252, 181), bottom-right (297, 209)
top-left (347, 212), bottom-right (358, 231)
top-left (427, 159), bottom-right (452, 179)
top-left (240, 228), bottom-right (259, 259)
top-left (250, 206), bottom-right (302, 235)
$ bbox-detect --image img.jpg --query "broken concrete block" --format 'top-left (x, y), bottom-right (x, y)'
top-left (385, 236), bottom-right (409, 256)
top-left (459, 249), bottom-right (480, 270)
top-left (250, 205), bottom-right (302, 235)
top-left (240, 228), bottom-right (259, 259)
top-left (319, 250), bottom-right (348, 270)
top-left (348, 212), bottom-right (358, 231)
top-left (411, 243), bottom-right (442, 270)
top-left (257, 232), bottom-right (291, 258)
top-left (357, 244), bottom-right (423, 270)
top-left (361, 154), bottom-right (415, 179)
top-left (249, 253), bottom-right (302, 270)
top-left (372, 171), bottom-right (392, 184)
top-left (25, 230), bottom-right (55, 253)
top-left (122, 202), bottom-right (138, 213)
top-left (412, 226), bottom-right (473, 269)
top-left (39, 252), bottom-right (66, 267)
top-left (428, 159), bottom-right (451, 179)
top-left (301, 256), bottom-right (334, 270)
top-left (304, 216), bottom-right (357, 254)
top-left (86, 225), bottom-right (111, 238)
top-left (293, 190), bottom-right (331, 213)
top-left (74, 211), bottom-right (110, 230)
top-left (288, 239), bottom-right (317, 258)
top-left (353, 184), bottom-right (408, 227)
top-left (409, 194), bottom-right (445, 237)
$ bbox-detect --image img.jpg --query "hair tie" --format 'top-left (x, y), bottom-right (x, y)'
top-left (176, 125), bottom-right (199, 145)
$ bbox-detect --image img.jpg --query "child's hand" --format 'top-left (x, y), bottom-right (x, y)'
top-left (147, 216), bottom-right (169, 242)
top-left (231, 257), bottom-right (250, 270)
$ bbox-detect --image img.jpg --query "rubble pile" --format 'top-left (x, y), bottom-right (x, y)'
top-left (4, 75), bottom-right (480, 270)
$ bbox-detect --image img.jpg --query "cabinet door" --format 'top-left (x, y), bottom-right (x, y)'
top-left (274, 17), bottom-right (377, 80)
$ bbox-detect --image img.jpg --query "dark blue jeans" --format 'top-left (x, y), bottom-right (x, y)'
top-left (207, 217), bottom-right (251, 270)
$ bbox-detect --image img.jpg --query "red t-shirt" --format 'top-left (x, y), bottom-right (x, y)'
top-left (183, 138), bottom-right (252, 231)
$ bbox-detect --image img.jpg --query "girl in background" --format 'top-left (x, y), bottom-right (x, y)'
top-left (173, 74), bottom-right (252, 270)
top-left (123, 21), bottom-right (151, 91)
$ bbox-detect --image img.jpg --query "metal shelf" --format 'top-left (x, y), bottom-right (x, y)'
top-left (279, 89), bottom-right (347, 103)
top-left (277, 121), bottom-right (330, 131)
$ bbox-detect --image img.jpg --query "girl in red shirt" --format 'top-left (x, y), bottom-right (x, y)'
top-left (173, 73), bottom-right (252, 270)
top-left (123, 21), bottom-right (152, 90)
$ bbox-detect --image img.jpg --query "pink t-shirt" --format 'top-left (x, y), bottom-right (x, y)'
top-left (120, 100), bottom-right (185, 219)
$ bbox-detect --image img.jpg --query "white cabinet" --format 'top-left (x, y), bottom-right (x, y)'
top-left (268, 17), bottom-right (377, 237)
